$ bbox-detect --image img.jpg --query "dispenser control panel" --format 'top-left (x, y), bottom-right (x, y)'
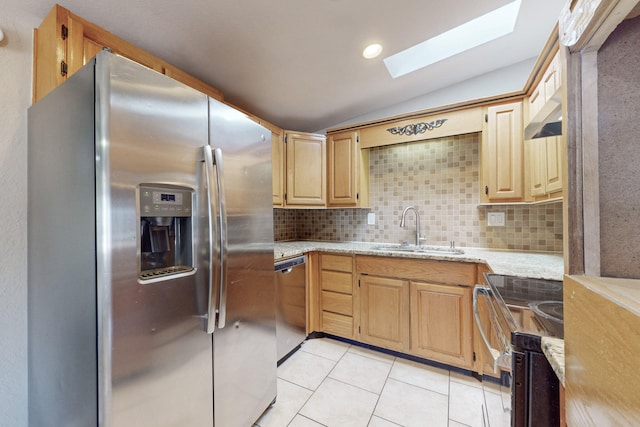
top-left (140, 185), bottom-right (192, 217)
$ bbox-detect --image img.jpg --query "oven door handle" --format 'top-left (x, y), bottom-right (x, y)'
top-left (473, 285), bottom-right (512, 372)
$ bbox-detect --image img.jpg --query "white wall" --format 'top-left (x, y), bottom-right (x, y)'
top-left (0, 7), bottom-right (39, 427)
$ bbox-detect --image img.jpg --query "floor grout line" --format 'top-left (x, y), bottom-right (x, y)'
top-left (277, 338), bottom-right (495, 427)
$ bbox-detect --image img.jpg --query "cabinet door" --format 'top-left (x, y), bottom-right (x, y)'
top-left (483, 101), bottom-right (524, 201)
top-left (271, 129), bottom-right (285, 206)
top-left (32, 5), bottom-right (70, 102)
top-left (285, 132), bottom-right (326, 206)
top-left (359, 275), bottom-right (410, 352)
top-left (528, 138), bottom-right (547, 197)
top-left (528, 85), bottom-right (544, 123)
top-left (527, 136), bottom-right (563, 199)
top-left (409, 281), bottom-right (473, 369)
top-left (327, 130), bottom-right (358, 206)
top-left (543, 55), bottom-right (560, 104)
top-left (545, 136), bottom-right (563, 194)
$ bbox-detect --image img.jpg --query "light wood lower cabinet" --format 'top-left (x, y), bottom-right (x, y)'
top-left (318, 254), bottom-right (355, 338)
top-left (409, 281), bottom-right (473, 369)
top-left (356, 255), bottom-right (477, 370)
top-left (310, 253), bottom-right (479, 371)
top-left (359, 275), bottom-right (410, 352)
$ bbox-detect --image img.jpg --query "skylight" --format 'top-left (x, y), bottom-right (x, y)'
top-left (383, 0), bottom-right (522, 79)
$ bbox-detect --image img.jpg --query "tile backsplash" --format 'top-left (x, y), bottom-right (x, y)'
top-left (274, 132), bottom-right (563, 252)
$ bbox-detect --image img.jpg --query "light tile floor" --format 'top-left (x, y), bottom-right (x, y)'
top-left (255, 338), bottom-right (511, 427)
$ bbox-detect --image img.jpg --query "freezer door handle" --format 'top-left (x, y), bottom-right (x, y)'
top-left (212, 147), bottom-right (229, 329)
top-left (203, 145), bottom-right (221, 334)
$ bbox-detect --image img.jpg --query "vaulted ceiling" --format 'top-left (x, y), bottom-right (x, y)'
top-left (20, 0), bottom-right (565, 131)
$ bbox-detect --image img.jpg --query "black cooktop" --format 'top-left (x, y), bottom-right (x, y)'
top-left (485, 273), bottom-right (563, 307)
top-left (485, 273), bottom-right (564, 340)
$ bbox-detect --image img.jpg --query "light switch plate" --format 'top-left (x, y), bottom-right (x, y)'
top-left (487, 212), bottom-right (505, 227)
top-left (367, 212), bottom-right (376, 225)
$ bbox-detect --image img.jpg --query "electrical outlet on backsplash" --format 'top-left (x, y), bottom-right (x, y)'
top-left (273, 133), bottom-right (563, 252)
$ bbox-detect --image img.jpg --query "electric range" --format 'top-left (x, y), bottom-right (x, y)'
top-left (476, 273), bottom-right (563, 427)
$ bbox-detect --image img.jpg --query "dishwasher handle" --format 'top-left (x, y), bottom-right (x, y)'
top-left (274, 255), bottom-right (306, 272)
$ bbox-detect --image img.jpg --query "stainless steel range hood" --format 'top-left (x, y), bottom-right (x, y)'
top-left (524, 87), bottom-right (562, 139)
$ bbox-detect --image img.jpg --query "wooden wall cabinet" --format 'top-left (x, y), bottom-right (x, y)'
top-left (528, 52), bottom-right (561, 123)
top-left (318, 254), bottom-right (355, 338)
top-left (527, 136), bottom-right (564, 199)
top-left (326, 130), bottom-right (370, 207)
top-left (481, 101), bottom-right (524, 203)
top-left (272, 128), bottom-right (286, 206)
top-left (284, 131), bottom-right (327, 207)
top-left (525, 50), bottom-right (564, 202)
top-left (33, 4), bottom-right (223, 103)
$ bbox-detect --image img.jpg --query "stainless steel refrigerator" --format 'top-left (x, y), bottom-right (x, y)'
top-left (28, 51), bottom-right (277, 427)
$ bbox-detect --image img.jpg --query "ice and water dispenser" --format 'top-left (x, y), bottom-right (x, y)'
top-left (139, 184), bottom-right (194, 281)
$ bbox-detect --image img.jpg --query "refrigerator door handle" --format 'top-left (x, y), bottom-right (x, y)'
top-left (203, 145), bottom-right (220, 334)
top-left (212, 147), bottom-right (229, 329)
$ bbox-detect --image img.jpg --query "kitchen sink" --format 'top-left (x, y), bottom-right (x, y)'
top-left (370, 245), bottom-right (464, 256)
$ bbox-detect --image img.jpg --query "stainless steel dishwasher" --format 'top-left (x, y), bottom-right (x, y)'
top-left (274, 255), bottom-right (307, 363)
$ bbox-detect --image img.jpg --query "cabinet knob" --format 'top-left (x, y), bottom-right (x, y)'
top-left (484, 185), bottom-right (489, 195)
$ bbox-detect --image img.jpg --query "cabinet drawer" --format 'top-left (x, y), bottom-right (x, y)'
top-left (322, 311), bottom-right (353, 337)
top-left (321, 254), bottom-right (353, 272)
top-left (356, 256), bottom-right (477, 285)
top-left (321, 270), bottom-right (353, 294)
top-left (322, 291), bottom-right (352, 316)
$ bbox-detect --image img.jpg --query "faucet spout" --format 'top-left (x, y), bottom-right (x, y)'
top-left (400, 206), bottom-right (422, 246)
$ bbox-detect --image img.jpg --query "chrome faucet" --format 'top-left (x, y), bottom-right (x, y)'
top-left (400, 206), bottom-right (424, 246)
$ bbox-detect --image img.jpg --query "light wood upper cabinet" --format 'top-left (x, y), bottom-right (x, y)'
top-left (527, 136), bottom-right (564, 199)
top-left (327, 130), bottom-right (370, 207)
top-left (545, 136), bottom-right (563, 194)
top-left (271, 129), bottom-right (285, 206)
top-left (524, 50), bottom-right (564, 201)
top-left (482, 101), bottom-right (524, 202)
top-left (284, 131), bottom-right (326, 207)
top-left (33, 4), bottom-right (222, 103)
top-left (359, 274), bottom-right (410, 352)
top-left (528, 138), bottom-right (548, 197)
top-left (409, 281), bottom-right (473, 369)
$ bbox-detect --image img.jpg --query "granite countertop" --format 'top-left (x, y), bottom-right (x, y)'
top-left (274, 240), bottom-right (564, 281)
top-left (541, 337), bottom-right (565, 386)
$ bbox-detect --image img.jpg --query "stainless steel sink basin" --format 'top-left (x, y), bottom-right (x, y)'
top-left (370, 245), bottom-right (464, 256)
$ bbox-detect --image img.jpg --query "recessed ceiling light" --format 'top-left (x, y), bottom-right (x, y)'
top-left (363, 44), bottom-right (383, 59)
top-left (384, 0), bottom-right (522, 78)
